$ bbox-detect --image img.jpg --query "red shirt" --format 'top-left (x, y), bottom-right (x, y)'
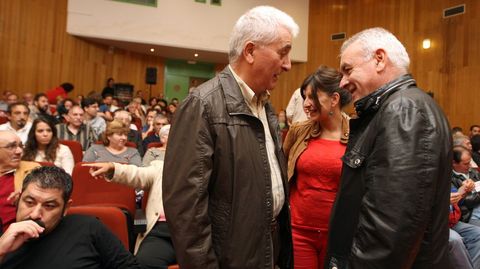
top-left (290, 138), bottom-right (346, 231)
top-left (45, 86), bottom-right (67, 104)
top-left (0, 172), bottom-right (16, 232)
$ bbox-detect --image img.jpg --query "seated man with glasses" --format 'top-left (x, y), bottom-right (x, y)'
top-left (141, 114), bottom-right (168, 151)
top-left (0, 131), bottom-right (39, 232)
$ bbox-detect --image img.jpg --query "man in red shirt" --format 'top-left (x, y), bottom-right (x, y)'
top-left (0, 131), bottom-right (39, 232)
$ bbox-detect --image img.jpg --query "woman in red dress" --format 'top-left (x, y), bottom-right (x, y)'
top-left (283, 66), bottom-right (351, 269)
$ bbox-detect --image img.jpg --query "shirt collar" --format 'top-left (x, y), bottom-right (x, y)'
top-left (4, 121), bottom-right (30, 132)
top-left (228, 65), bottom-right (270, 108)
top-left (0, 168), bottom-right (16, 178)
top-left (453, 170), bottom-right (469, 179)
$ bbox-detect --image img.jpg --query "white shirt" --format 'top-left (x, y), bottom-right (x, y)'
top-left (286, 88), bottom-right (308, 124)
top-left (34, 144), bottom-right (74, 175)
top-left (0, 121), bottom-right (32, 144)
top-left (229, 66), bottom-right (285, 218)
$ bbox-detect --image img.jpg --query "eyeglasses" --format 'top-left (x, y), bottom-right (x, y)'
top-left (0, 142), bottom-right (24, 151)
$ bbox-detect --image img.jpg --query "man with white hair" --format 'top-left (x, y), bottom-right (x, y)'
top-left (163, 6), bottom-right (298, 269)
top-left (142, 114), bottom-right (168, 150)
top-left (326, 28), bottom-right (452, 268)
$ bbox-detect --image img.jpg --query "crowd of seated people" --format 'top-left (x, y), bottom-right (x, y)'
top-left (5, 83), bottom-right (480, 269)
top-left (447, 127), bottom-right (480, 268)
top-left (0, 88), bottom-right (180, 268)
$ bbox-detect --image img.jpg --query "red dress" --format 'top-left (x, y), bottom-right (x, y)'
top-left (290, 138), bottom-right (346, 268)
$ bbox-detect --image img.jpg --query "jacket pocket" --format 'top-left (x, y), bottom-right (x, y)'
top-left (210, 200), bottom-right (231, 252)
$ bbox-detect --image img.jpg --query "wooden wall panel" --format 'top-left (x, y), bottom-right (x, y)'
top-left (0, 0), bottom-right (165, 100)
top-left (272, 0), bottom-right (479, 131)
top-left (1, 0), bottom-right (479, 131)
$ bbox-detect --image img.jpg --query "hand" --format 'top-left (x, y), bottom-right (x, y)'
top-left (0, 220), bottom-right (44, 257)
top-left (82, 162), bottom-right (115, 179)
top-left (451, 192), bottom-right (463, 205)
top-left (6, 190), bottom-right (21, 205)
top-left (463, 179), bottom-right (476, 193)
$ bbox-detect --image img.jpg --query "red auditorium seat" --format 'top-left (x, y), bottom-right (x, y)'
top-left (67, 205), bottom-right (130, 250)
top-left (147, 142), bottom-right (163, 149)
top-left (71, 162), bottom-right (136, 217)
top-left (59, 140), bottom-right (83, 164)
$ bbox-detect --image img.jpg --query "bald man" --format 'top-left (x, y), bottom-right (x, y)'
top-left (0, 131), bottom-right (39, 232)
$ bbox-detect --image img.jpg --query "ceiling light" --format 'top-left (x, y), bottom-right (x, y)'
top-left (422, 39), bottom-right (431, 49)
top-left (150, 48), bottom-right (155, 52)
top-left (194, 53), bottom-right (199, 57)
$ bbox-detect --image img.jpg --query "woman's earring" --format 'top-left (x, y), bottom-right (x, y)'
top-left (328, 110), bottom-right (334, 116)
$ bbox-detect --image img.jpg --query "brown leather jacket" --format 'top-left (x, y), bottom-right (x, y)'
top-left (163, 67), bottom-right (293, 269)
top-left (283, 113), bottom-right (350, 182)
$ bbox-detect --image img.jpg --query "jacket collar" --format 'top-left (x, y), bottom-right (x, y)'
top-left (219, 66), bottom-right (262, 117)
top-left (354, 74), bottom-right (416, 117)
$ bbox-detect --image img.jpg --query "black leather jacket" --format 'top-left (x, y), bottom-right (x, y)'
top-left (326, 74), bottom-right (452, 269)
top-left (451, 169), bottom-right (480, 222)
top-left (163, 67), bottom-right (292, 269)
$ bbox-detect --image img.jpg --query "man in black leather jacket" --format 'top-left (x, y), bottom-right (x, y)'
top-left (326, 27), bottom-right (452, 269)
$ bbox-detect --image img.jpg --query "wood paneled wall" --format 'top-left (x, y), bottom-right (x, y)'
top-left (273, 0), bottom-right (480, 131)
top-left (0, 0), bottom-right (165, 100)
top-left (2, 0), bottom-right (479, 131)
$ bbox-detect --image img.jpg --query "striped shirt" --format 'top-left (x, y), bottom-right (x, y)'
top-left (56, 123), bottom-right (95, 151)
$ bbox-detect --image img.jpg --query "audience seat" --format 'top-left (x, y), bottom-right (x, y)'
top-left (67, 205), bottom-right (130, 250)
top-left (71, 162), bottom-right (137, 217)
top-left (59, 140), bottom-right (83, 164)
top-left (125, 141), bottom-right (137, 148)
top-left (147, 142), bottom-right (163, 149)
top-left (132, 116), bottom-right (142, 131)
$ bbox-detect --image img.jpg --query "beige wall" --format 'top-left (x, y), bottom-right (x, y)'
top-left (67, 0), bottom-right (309, 62)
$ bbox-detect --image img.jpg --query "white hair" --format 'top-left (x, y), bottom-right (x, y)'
top-left (228, 5), bottom-right (299, 64)
top-left (114, 110), bottom-right (132, 123)
top-left (159, 124), bottom-right (170, 138)
top-left (341, 27), bottom-right (410, 73)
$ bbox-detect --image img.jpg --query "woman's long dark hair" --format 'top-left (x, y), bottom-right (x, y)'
top-left (22, 118), bottom-right (59, 162)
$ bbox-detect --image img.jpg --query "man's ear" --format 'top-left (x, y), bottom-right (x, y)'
top-left (243, 42), bottom-right (256, 64)
top-left (374, 48), bottom-right (387, 71)
top-left (63, 199), bottom-right (73, 216)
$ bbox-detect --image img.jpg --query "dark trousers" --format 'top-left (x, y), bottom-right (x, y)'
top-left (136, 221), bottom-right (176, 269)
